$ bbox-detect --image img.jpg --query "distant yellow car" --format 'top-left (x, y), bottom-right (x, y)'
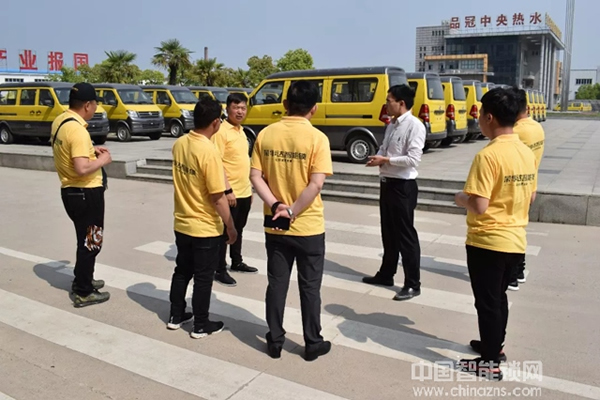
top-left (553, 101), bottom-right (593, 112)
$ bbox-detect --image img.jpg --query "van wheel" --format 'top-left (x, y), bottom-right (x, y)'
top-left (116, 125), bottom-right (132, 142)
top-left (94, 136), bottom-right (108, 145)
top-left (455, 135), bottom-right (467, 143)
top-left (464, 133), bottom-right (475, 141)
top-left (0, 126), bottom-right (14, 144)
top-left (246, 135), bottom-right (255, 157)
top-left (170, 121), bottom-right (183, 138)
top-left (149, 132), bottom-right (162, 141)
top-left (347, 136), bottom-right (375, 163)
top-left (441, 137), bottom-right (454, 147)
top-left (38, 136), bottom-right (50, 144)
top-left (430, 140), bottom-right (442, 148)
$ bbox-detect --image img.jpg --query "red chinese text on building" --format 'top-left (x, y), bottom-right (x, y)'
top-left (481, 15), bottom-right (492, 27)
top-left (450, 17), bottom-right (460, 29)
top-left (48, 51), bottom-right (64, 71)
top-left (73, 53), bottom-right (89, 70)
top-left (513, 13), bottom-right (525, 25)
top-left (530, 12), bottom-right (542, 24)
top-left (465, 16), bottom-right (476, 28)
top-left (19, 49), bottom-right (37, 70)
top-left (497, 14), bottom-right (508, 26)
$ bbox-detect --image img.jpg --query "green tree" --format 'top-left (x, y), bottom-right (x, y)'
top-left (575, 83), bottom-right (600, 100)
top-left (49, 64), bottom-right (103, 83)
top-left (276, 48), bottom-right (314, 71)
top-left (99, 50), bottom-right (140, 83)
top-left (139, 69), bottom-right (166, 84)
top-left (231, 68), bottom-right (252, 87)
top-left (193, 58), bottom-right (225, 86)
top-left (247, 55), bottom-right (278, 87)
top-left (152, 39), bottom-right (193, 85)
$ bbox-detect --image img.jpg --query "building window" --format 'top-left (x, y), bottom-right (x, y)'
top-left (576, 78), bottom-right (593, 85)
top-left (34, 79), bottom-right (49, 82)
top-left (4, 78), bottom-right (24, 83)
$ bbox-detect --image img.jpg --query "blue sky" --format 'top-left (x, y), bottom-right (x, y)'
top-left (2, 0), bottom-right (598, 72)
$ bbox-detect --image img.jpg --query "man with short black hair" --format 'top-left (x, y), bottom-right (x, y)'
top-left (168, 97), bottom-right (237, 339)
top-left (211, 93), bottom-right (257, 287)
top-left (250, 80), bottom-right (333, 361)
top-left (362, 84), bottom-right (425, 302)
top-left (455, 87), bottom-right (537, 380)
top-left (51, 82), bottom-right (112, 308)
top-left (507, 87), bottom-right (545, 291)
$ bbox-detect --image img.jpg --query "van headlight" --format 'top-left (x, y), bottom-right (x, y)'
top-left (158, 110), bottom-right (163, 118)
top-left (181, 109), bottom-right (191, 118)
top-left (127, 110), bottom-right (138, 118)
top-left (102, 111), bottom-right (107, 119)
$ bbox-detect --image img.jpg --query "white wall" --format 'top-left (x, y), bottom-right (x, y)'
top-left (569, 68), bottom-right (599, 99)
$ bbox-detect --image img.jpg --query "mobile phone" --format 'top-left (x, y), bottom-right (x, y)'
top-left (264, 215), bottom-right (290, 231)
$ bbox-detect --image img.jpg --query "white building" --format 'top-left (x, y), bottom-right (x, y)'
top-left (0, 70), bottom-right (58, 84)
top-left (569, 67), bottom-right (600, 99)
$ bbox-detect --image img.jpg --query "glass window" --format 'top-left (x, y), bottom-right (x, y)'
top-left (55, 89), bottom-right (70, 105)
top-left (196, 91), bottom-right (212, 100)
top-left (331, 78), bottom-right (378, 103)
top-left (452, 81), bottom-right (466, 100)
top-left (117, 89), bottom-right (153, 104)
top-left (170, 90), bottom-right (198, 104)
top-left (253, 81), bottom-right (284, 105)
top-left (212, 90), bottom-right (230, 104)
top-left (426, 77), bottom-right (444, 100)
top-left (156, 91), bottom-right (170, 105)
top-left (0, 90), bottom-right (17, 105)
top-left (20, 89), bottom-right (36, 106)
top-left (475, 83), bottom-right (483, 101)
top-left (388, 73), bottom-right (407, 88)
top-left (38, 89), bottom-right (54, 106)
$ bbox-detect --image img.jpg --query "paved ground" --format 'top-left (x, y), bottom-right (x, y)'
top-left (2, 119), bottom-right (600, 195)
top-left (1, 168), bottom-right (599, 400)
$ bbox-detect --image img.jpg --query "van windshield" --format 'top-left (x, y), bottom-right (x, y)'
top-left (117, 89), bottom-right (153, 104)
top-left (452, 81), bottom-right (466, 100)
top-left (212, 91), bottom-right (229, 104)
top-left (55, 89), bottom-right (71, 105)
top-left (171, 90), bottom-right (198, 104)
top-left (475, 83), bottom-right (483, 101)
top-left (388, 73), bottom-right (408, 87)
top-left (426, 77), bottom-right (444, 100)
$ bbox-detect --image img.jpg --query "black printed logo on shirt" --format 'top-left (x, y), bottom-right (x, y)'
top-left (503, 174), bottom-right (536, 186)
top-left (263, 150), bottom-right (307, 163)
top-left (173, 160), bottom-right (197, 176)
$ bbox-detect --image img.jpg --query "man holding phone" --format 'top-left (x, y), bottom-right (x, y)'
top-left (250, 80), bottom-right (333, 361)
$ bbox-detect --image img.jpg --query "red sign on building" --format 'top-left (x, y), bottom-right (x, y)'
top-left (73, 53), bottom-right (89, 70)
top-left (19, 49), bottom-right (38, 71)
top-left (450, 17), bottom-right (460, 29)
top-left (48, 51), bottom-right (64, 71)
top-left (0, 49), bottom-right (7, 69)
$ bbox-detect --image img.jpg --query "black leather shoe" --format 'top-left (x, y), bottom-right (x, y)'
top-left (393, 287), bottom-right (421, 301)
top-left (304, 341), bottom-right (331, 361)
top-left (362, 272), bottom-right (394, 287)
top-left (266, 333), bottom-right (282, 359)
top-left (231, 262), bottom-right (258, 274)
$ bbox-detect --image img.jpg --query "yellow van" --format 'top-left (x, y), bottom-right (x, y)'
top-left (94, 84), bottom-right (164, 142)
top-left (142, 85), bottom-right (197, 137)
top-left (440, 77), bottom-right (468, 145)
top-left (245, 66), bottom-right (408, 163)
top-left (481, 82), bottom-right (495, 95)
top-left (226, 87), bottom-right (253, 99)
top-left (188, 86), bottom-right (229, 117)
top-left (0, 82), bottom-right (109, 145)
top-left (539, 91), bottom-right (547, 121)
top-left (462, 80), bottom-right (483, 141)
top-left (406, 72), bottom-right (447, 149)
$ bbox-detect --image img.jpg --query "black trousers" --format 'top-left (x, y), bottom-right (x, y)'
top-left (466, 245), bottom-right (525, 363)
top-left (510, 256), bottom-right (527, 282)
top-left (265, 233), bottom-right (325, 351)
top-left (61, 186), bottom-right (105, 297)
top-left (169, 232), bottom-right (221, 327)
top-left (378, 177), bottom-right (421, 289)
top-left (218, 196), bottom-right (252, 272)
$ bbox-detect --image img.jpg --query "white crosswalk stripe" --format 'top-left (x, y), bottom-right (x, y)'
top-left (0, 392), bottom-right (16, 400)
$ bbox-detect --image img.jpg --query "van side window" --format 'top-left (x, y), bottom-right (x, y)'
top-left (20, 89), bottom-right (36, 106)
top-left (0, 90), bottom-right (17, 105)
top-left (197, 91), bottom-right (212, 100)
top-left (157, 91), bottom-right (170, 104)
top-left (291, 80), bottom-right (323, 102)
top-left (104, 90), bottom-right (117, 104)
top-left (408, 82), bottom-right (418, 91)
top-left (331, 78), bottom-right (378, 103)
top-left (38, 89), bottom-right (53, 106)
top-left (253, 82), bottom-right (284, 105)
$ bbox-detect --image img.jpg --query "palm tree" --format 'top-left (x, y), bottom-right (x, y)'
top-left (152, 39), bottom-right (193, 85)
top-left (232, 68), bottom-right (252, 87)
top-left (194, 58), bottom-right (225, 86)
top-left (101, 50), bottom-right (138, 83)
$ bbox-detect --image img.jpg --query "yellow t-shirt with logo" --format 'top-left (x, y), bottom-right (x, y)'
top-left (50, 110), bottom-right (103, 189)
top-left (210, 120), bottom-right (252, 198)
top-left (172, 132), bottom-right (226, 237)
top-left (513, 117), bottom-right (545, 168)
top-left (251, 116), bottom-right (333, 236)
top-left (463, 134), bottom-right (537, 254)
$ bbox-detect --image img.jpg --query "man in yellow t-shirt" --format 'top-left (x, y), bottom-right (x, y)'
top-left (454, 88), bottom-right (537, 381)
top-left (507, 87), bottom-right (545, 290)
top-left (211, 93), bottom-right (257, 287)
top-left (250, 80), bottom-right (333, 361)
top-left (168, 98), bottom-right (237, 339)
top-left (51, 82), bottom-right (112, 308)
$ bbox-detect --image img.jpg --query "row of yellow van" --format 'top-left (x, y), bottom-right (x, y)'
top-left (553, 101), bottom-right (593, 112)
top-left (0, 82), bottom-right (249, 144)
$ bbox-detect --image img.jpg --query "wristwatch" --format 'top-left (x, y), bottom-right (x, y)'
top-left (224, 188), bottom-right (233, 195)
top-left (271, 201), bottom-right (282, 215)
top-left (286, 208), bottom-right (294, 219)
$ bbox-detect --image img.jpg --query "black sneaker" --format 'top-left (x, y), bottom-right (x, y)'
top-left (167, 312), bottom-right (194, 330)
top-left (231, 262), bottom-right (258, 274)
top-left (71, 279), bottom-right (105, 293)
top-left (190, 321), bottom-right (225, 339)
top-left (469, 340), bottom-right (507, 363)
top-left (304, 341), bottom-right (331, 361)
top-left (215, 271), bottom-right (237, 287)
top-left (72, 290), bottom-right (110, 308)
top-left (459, 357), bottom-right (503, 381)
top-left (362, 272), bottom-right (394, 287)
top-left (508, 281), bottom-right (519, 291)
top-left (517, 271), bottom-right (526, 283)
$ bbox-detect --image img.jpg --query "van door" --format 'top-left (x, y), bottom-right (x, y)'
top-left (0, 88), bottom-right (20, 136)
top-left (155, 90), bottom-right (175, 118)
top-left (99, 89), bottom-right (119, 120)
top-left (288, 79), bottom-right (326, 127)
top-left (246, 81), bottom-right (287, 130)
top-left (19, 88), bottom-right (38, 137)
top-left (38, 88), bottom-right (61, 137)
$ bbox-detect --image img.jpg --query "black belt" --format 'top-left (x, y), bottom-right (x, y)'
top-left (380, 176), bottom-right (414, 182)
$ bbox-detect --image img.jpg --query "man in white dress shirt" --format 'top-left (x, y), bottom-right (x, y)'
top-left (362, 84), bottom-right (426, 301)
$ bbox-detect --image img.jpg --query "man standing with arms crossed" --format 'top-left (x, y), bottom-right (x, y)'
top-left (51, 82), bottom-right (112, 308)
top-left (211, 93), bottom-right (258, 287)
top-left (455, 88), bottom-right (537, 380)
top-left (507, 87), bottom-right (545, 291)
top-left (167, 98), bottom-right (237, 339)
top-left (250, 81), bottom-right (333, 361)
top-left (362, 85), bottom-right (425, 301)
